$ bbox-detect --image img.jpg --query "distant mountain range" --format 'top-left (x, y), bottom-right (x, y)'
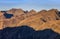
top-left (0, 8), bottom-right (60, 34)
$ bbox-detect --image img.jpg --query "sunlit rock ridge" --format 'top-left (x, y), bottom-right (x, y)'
top-left (0, 8), bottom-right (60, 34)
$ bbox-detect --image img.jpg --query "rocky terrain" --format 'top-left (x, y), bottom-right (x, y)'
top-left (0, 8), bottom-right (60, 34)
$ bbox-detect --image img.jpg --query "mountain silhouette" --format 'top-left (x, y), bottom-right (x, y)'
top-left (0, 25), bottom-right (60, 39)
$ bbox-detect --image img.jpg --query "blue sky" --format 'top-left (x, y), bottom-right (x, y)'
top-left (0, 0), bottom-right (60, 11)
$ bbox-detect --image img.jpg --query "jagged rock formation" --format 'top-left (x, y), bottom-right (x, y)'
top-left (26, 9), bottom-right (37, 17)
top-left (0, 8), bottom-right (60, 34)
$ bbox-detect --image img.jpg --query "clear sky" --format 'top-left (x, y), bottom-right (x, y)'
top-left (0, 0), bottom-right (60, 11)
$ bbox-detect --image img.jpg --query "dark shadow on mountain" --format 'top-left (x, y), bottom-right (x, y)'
top-left (3, 13), bottom-right (13, 19)
top-left (4, 13), bottom-right (13, 18)
top-left (0, 25), bottom-right (60, 39)
top-left (1, 11), bottom-right (13, 19)
top-left (1, 11), bottom-right (7, 13)
top-left (24, 11), bottom-right (28, 14)
top-left (57, 12), bottom-right (60, 17)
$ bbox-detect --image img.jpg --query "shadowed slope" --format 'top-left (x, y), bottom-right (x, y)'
top-left (4, 13), bottom-right (13, 18)
top-left (0, 26), bottom-right (60, 39)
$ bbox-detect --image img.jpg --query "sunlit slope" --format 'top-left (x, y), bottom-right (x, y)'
top-left (0, 9), bottom-right (60, 34)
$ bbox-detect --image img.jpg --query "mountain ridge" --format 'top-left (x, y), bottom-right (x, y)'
top-left (0, 8), bottom-right (60, 34)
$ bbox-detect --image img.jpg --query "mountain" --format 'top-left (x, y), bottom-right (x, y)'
top-left (0, 26), bottom-right (60, 39)
top-left (0, 8), bottom-right (60, 34)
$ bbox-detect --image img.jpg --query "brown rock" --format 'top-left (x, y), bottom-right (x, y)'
top-left (26, 9), bottom-right (37, 17)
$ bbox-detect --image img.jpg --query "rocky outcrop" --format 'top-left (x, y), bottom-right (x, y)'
top-left (38, 9), bottom-right (59, 21)
top-left (7, 8), bottom-right (24, 14)
top-left (26, 9), bottom-right (37, 17)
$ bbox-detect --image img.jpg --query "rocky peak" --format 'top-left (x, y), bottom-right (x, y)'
top-left (38, 10), bottom-right (47, 13)
top-left (37, 9), bottom-right (60, 21)
top-left (8, 8), bottom-right (24, 12)
top-left (47, 9), bottom-right (60, 20)
top-left (29, 9), bottom-right (36, 13)
top-left (26, 9), bottom-right (37, 17)
top-left (48, 9), bottom-right (58, 12)
top-left (7, 8), bottom-right (25, 15)
top-left (38, 10), bottom-right (47, 15)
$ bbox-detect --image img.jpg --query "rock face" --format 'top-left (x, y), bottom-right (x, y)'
top-left (0, 8), bottom-right (60, 33)
top-left (26, 9), bottom-right (37, 17)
